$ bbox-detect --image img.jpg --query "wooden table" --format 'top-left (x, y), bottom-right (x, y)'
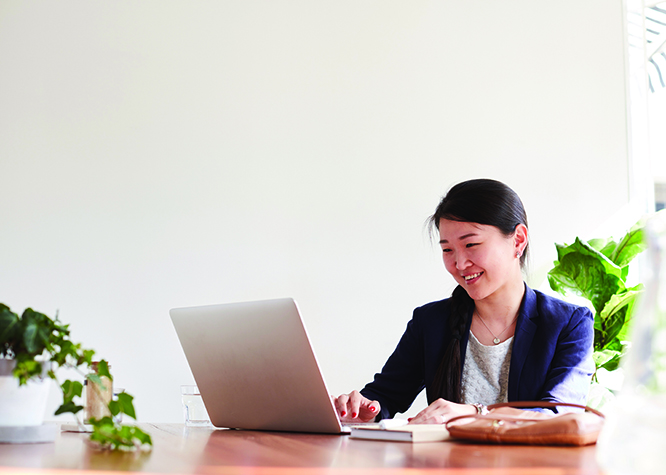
top-left (0, 424), bottom-right (602, 475)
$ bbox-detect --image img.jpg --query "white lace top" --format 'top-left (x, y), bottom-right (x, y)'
top-left (461, 330), bottom-right (513, 405)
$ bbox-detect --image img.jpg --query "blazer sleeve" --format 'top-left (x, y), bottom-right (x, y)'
top-left (536, 305), bottom-right (595, 407)
top-left (359, 313), bottom-right (428, 419)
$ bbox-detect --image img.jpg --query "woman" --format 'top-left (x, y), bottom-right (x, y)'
top-left (335, 179), bottom-right (594, 424)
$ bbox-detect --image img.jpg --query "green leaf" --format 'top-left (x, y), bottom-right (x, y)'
top-left (52, 340), bottom-right (75, 366)
top-left (597, 286), bottom-right (643, 348)
top-left (610, 221), bottom-right (647, 268)
top-left (588, 238), bottom-right (616, 257)
top-left (89, 416), bottom-right (115, 427)
top-left (132, 427), bottom-right (152, 446)
top-left (119, 425), bottom-right (133, 439)
top-left (20, 309), bottom-right (53, 356)
top-left (548, 238), bottom-right (625, 314)
top-left (604, 338), bottom-right (625, 353)
top-left (61, 380), bottom-right (83, 403)
top-left (108, 400), bottom-right (121, 417)
top-left (593, 349), bottom-right (620, 368)
top-left (96, 360), bottom-right (113, 380)
top-left (79, 349), bottom-right (95, 366)
top-left (116, 392), bottom-right (137, 420)
top-left (0, 310), bottom-right (20, 356)
top-left (21, 320), bottom-right (39, 355)
top-left (88, 415), bottom-right (152, 450)
top-left (55, 401), bottom-right (84, 416)
top-left (89, 417), bottom-right (118, 446)
top-left (600, 353), bottom-right (622, 372)
top-left (13, 358), bottom-right (42, 385)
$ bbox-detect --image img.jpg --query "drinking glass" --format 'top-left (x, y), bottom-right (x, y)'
top-left (180, 385), bottom-right (211, 427)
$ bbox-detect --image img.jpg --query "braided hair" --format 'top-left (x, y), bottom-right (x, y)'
top-left (427, 179), bottom-right (529, 403)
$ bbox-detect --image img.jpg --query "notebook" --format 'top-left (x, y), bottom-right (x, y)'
top-left (170, 298), bottom-right (347, 434)
top-left (349, 424), bottom-right (449, 442)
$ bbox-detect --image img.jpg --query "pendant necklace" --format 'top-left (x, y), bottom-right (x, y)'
top-left (474, 310), bottom-right (518, 345)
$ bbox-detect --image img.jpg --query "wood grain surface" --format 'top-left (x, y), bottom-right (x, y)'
top-left (0, 424), bottom-right (602, 475)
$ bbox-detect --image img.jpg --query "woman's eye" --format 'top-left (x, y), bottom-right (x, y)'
top-left (442, 248), bottom-right (451, 253)
top-left (466, 243), bottom-right (479, 248)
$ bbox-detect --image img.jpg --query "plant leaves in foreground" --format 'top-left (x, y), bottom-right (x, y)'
top-left (89, 416), bottom-right (152, 450)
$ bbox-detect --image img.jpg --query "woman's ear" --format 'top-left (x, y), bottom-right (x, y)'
top-left (514, 223), bottom-right (528, 255)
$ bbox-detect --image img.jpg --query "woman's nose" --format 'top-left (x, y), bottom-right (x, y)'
top-left (456, 254), bottom-right (470, 270)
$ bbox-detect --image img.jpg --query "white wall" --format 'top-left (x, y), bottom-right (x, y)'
top-left (0, 1), bottom-right (630, 422)
top-left (650, 90), bottom-right (666, 183)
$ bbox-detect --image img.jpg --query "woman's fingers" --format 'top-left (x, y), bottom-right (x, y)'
top-left (409, 399), bottom-right (475, 425)
top-left (333, 391), bottom-right (381, 422)
top-left (358, 399), bottom-right (380, 422)
top-left (409, 399), bottom-right (444, 424)
top-left (334, 393), bottom-right (350, 417)
top-left (409, 407), bottom-right (436, 425)
top-left (347, 390), bottom-right (365, 419)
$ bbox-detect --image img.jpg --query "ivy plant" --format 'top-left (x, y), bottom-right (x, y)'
top-left (0, 304), bottom-right (152, 450)
top-left (547, 218), bottom-right (647, 379)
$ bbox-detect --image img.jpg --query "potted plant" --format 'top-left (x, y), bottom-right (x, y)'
top-left (547, 218), bottom-right (647, 407)
top-left (0, 304), bottom-right (152, 450)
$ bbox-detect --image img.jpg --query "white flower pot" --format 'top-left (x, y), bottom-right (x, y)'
top-left (0, 359), bottom-right (51, 427)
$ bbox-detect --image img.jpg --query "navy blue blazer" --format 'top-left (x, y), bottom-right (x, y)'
top-left (361, 285), bottom-right (595, 419)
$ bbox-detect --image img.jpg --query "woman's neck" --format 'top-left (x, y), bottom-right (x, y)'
top-left (474, 279), bottom-right (526, 324)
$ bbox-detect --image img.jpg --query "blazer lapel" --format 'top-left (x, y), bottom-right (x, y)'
top-left (508, 284), bottom-right (538, 400)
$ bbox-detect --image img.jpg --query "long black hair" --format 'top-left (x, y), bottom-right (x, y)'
top-left (427, 178), bottom-right (529, 403)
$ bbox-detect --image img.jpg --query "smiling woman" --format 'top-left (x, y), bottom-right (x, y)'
top-left (333, 179), bottom-right (595, 425)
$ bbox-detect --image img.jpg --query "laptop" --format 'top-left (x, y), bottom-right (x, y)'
top-left (170, 298), bottom-right (347, 434)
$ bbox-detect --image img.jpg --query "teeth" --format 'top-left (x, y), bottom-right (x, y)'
top-left (464, 272), bottom-right (483, 281)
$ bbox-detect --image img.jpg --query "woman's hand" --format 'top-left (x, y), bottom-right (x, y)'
top-left (333, 390), bottom-right (380, 423)
top-left (408, 398), bottom-right (476, 425)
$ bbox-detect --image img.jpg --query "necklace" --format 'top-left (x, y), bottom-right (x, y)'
top-left (474, 310), bottom-right (518, 345)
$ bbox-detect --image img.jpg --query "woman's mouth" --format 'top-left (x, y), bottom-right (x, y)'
top-left (463, 272), bottom-right (484, 283)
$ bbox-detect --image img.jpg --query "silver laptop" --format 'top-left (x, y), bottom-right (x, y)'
top-left (170, 298), bottom-right (346, 434)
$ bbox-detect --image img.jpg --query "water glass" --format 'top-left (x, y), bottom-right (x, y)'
top-left (180, 385), bottom-right (211, 427)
